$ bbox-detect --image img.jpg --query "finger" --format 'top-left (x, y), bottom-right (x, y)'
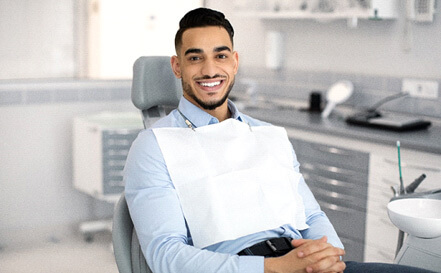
top-left (297, 238), bottom-right (337, 258)
top-left (308, 256), bottom-right (345, 273)
top-left (291, 238), bottom-right (311, 248)
top-left (312, 246), bottom-right (344, 260)
top-left (301, 246), bottom-right (345, 271)
top-left (293, 236), bottom-right (327, 249)
top-left (320, 261), bottom-right (346, 273)
top-left (306, 258), bottom-right (346, 273)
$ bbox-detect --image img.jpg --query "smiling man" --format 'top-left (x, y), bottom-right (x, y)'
top-left (124, 7), bottom-right (435, 273)
top-left (171, 21), bottom-right (238, 120)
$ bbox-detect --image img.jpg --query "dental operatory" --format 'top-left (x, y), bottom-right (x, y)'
top-left (2, 0), bottom-right (441, 272)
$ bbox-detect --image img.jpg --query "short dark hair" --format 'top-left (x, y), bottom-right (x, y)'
top-left (174, 8), bottom-right (234, 54)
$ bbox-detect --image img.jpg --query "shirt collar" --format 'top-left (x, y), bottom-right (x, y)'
top-left (177, 96), bottom-right (245, 128)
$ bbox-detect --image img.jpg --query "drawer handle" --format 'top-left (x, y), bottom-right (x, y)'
top-left (302, 162), bottom-right (354, 176)
top-left (307, 172), bottom-right (360, 188)
top-left (107, 150), bottom-right (129, 156)
top-left (319, 201), bottom-right (362, 214)
top-left (313, 145), bottom-right (353, 156)
top-left (107, 160), bottom-right (126, 167)
top-left (107, 180), bottom-right (125, 187)
top-left (105, 129), bottom-right (140, 135)
top-left (108, 170), bottom-right (123, 177)
top-left (313, 189), bottom-right (366, 209)
top-left (106, 139), bottom-right (131, 146)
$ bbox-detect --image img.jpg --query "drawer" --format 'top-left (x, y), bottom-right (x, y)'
top-left (103, 168), bottom-right (125, 195)
top-left (101, 129), bottom-right (140, 195)
top-left (340, 236), bottom-right (365, 262)
top-left (311, 186), bottom-right (367, 213)
top-left (102, 130), bottom-right (139, 149)
top-left (324, 202), bottom-right (366, 240)
top-left (304, 171), bottom-right (368, 197)
top-left (301, 159), bottom-right (368, 186)
top-left (290, 138), bottom-right (370, 172)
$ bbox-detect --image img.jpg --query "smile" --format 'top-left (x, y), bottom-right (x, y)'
top-left (199, 81), bottom-right (222, 87)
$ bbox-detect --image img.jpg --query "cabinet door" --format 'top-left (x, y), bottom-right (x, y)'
top-left (102, 130), bottom-right (139, 194)
top-left (366, 151), bottom-right (441, 263)
top-left (290, 138), bottom-right (369, 262)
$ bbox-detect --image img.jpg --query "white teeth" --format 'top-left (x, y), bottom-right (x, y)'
top-left (200, 81), bottom-right (221, 87)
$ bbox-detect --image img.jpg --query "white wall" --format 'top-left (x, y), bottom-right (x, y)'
top-left (0, 100), bottom-right (135, 248)
top-left (207, 1), bottom-right (441, 79)
top-left (0, 0), bottom-right (76, 79)
top-left (2, 1), bottom-right (439, 80)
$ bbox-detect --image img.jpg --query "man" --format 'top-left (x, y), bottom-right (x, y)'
top-left (124, 8), bottom-right (434, 273)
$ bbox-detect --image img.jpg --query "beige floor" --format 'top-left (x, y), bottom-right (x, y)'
top-left (0, 232), bottom-right (119, 273)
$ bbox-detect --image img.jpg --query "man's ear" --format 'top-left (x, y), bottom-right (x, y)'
top-left (233, 51), bottom-right (239, 75)
top-left (170, 55), bottom-right (182, 79)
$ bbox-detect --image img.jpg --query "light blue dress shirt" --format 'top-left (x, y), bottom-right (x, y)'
top-left (124, 97), bottom-right (344, 273)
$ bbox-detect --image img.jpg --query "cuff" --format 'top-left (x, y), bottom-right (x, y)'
top-left (238, 255), bottom-right (265, 273)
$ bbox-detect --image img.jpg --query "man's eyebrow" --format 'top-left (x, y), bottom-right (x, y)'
top-left (214, 46), bottom-right (231, 52)
top-left (184, 48), bottom-right (203, 56)
top-left (184, 46), bottom-right (231, 56)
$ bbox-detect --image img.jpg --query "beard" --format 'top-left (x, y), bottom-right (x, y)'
top-left (182, 77), bottom-right (235, 111)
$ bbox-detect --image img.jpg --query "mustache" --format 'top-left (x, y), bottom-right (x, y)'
top-left (194, 74), bottom-right (227, 81)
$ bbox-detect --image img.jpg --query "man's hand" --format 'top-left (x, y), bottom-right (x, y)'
top-left (264, 236), bottom-right (345, 273)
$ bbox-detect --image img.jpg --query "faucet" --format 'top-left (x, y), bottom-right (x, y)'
top-left (390, 173), bottom-right (441, 201)
top-left (389, 141), bottom-right (441, 257)
top-left (390, 172), bottom-right (441, 257)
top-left (391, 174), bottom-right (426, 199)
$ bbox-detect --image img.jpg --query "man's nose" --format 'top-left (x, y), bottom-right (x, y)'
top-left (200, 58), bottom-right (218, 78)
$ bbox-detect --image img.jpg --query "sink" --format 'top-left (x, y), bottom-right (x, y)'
top-left (387, 198), bottom-right (441, 238)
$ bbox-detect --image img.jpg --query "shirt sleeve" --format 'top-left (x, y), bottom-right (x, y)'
top-left (291, 147), bottom-right (344, 249)
top-left (124, 129), bottom-right (264, 273)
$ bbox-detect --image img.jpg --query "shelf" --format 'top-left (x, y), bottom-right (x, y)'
top-left (234, 0), bottom-right (398, 21)
top-left (235, 10), bottom-right (394, 21)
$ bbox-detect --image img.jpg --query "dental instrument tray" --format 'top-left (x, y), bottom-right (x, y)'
top-left (346, 112), bottom-right (431, 132)
top-left (345, 92), bottom-right (431, 131)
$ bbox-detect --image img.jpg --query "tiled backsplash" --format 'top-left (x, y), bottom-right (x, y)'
top-left (0, 80), bottom-right (132, 106)
top-left (236, 68), bottom-right (441, 118)
top-left (1, 71), bottom-right (440, 118)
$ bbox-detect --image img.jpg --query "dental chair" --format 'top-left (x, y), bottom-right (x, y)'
top-left (112, 56), bottom-right (182, 273)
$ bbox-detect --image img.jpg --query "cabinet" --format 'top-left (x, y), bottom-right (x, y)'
top-left (366, 149), bottom-right (441, 263)
top-left (290, 137), bottom-right (369, 262)
top-left (73, 112), bottom-right (143, 202)
top-left (285, 127), bottom-right (441, 262)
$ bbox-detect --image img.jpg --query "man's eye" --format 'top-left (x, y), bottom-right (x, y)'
top-left (217, 54), bottom-right (227, 59)
top-left (189, 56), bottom-right (200, 61)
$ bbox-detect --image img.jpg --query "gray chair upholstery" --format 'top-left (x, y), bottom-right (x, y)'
top-left (131, 56), bottom-right (182, 128)
top-left (113, 56), bottom-right (182, 273)
top-left (113, 194), bottom-right (151, 273)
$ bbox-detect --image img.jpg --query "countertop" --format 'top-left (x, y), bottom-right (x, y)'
top-left (240, 102), bottom-right (441, 155)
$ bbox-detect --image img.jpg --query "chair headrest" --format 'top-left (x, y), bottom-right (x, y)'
top-left (131, 56), bottom-right (182, 111)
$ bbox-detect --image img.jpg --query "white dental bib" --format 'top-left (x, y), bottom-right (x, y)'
top-left (153, 119), bottom-right (308, 248)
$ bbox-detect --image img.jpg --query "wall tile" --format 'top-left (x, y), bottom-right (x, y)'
top-left (53, 89), bottom-right (80, 103)
top-left (0, 91), bottom-right (23, 105)
top-left (25, 90), bottom-right (53, 104)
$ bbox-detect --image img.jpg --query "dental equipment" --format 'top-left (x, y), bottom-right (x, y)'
top-left (397, 141), bottom-right (406, 195)
top-left (321, 80), bottom-right (354, 118)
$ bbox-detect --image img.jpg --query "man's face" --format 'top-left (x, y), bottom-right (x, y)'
top-left (171, 26), bottom-right (239, 111)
